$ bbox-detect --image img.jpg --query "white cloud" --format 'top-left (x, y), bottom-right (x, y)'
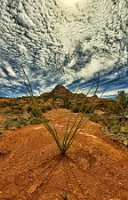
top-left (99, 88), bottom-right (128, 98)
top-left (0, 68), bottom-right (7, 78)
top-left (77, 56), bottom-right (117, 79)
top-left (0, 0), bottom-right (127, 96)
top-left (2, 61), bottom-right (16, 77)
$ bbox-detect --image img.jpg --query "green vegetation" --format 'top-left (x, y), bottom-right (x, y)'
top-left (0, 117), bottom-right (31, 131)
top-left (116, 90), bottom-right (127, 108)
top-left (72, 103), bottom-right (94, 114)
top-left (63, 98), bottom-right (71, 109)
top-left (107, 91), bottom-right (128, 114)
top-left (102, 112), bottom-right (128, 146)
top-left (87, 90), bottom-right (128, 146)
top-left (90, 91), bottom-right (128, 146)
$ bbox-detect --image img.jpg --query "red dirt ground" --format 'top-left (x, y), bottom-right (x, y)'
top-left (0, 109), bottom-right (128, 200)
top-left (0, 116), bottom-right (6, 123)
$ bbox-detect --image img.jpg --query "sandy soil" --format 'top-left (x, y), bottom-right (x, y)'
top-left (0, 109), bottom-right (128, 200)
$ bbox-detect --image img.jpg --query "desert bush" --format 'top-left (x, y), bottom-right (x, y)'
top-left (27, 106), bottom-right (33, 114)
top-left (43, 93), bottom-right (55, 102)
top-left (27, 106), bottom-right (42, 117)
top-left (12, 105), bottom-right (24, 113)
top-left (107, 101), bottom-right (120, 114)
top-left (101, 111), bottom-right (128, 146)
top-left (89, 113), bottom-right (103, 123)
top-left (121, 125), bottom-right (128, 133)
top-left (63, 98), bottom-right (71, 109)
top-left (81, 104), bottom-right (94, 114)
top-left (0, 101), bottom-right (10, 108)
top-left (41, 106), bottom-right (47, 113)
top-left (3, 117), bottom-right (30, 130)
top-left (72, 104), bottom-right (94, 114)
top-left (116, 90), bottom-right (127, 108)
top-left (107, 91), bottom-right (128, 114)
top-left (72, 104), bottom-right (80, 113)
top-left (46, 105), bottom-right (52, 110)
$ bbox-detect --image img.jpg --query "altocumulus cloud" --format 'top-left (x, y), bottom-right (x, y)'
top-left (0, 0), bottom-right (128, 97)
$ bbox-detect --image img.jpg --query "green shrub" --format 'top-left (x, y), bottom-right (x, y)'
top-left (46, 105), bottom-right (52, 110)
top-left (41, 107), bottom-right (47, 113)
top-left (90, 113), bottom-right (102, 123)
top-left (0, 101), bottom-right (10, 108)
top-left (81, 104), bottom-right (94, 114)
top-left (3, 118), bottom-right (29, 130)
top-left (72, 104), bottom-right (94, 114)
top-left (72, 105), bottom-right (80, 113)
top-left (107, 102), bottom-right (120, 113)
top-left (27, 106), bottom-right (42, 117)
top-left (116, 91), bottom-right (127, 108)
top-left (63, 98), bottom-right (71, 109)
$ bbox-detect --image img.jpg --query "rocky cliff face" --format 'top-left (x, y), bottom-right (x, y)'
top-left (40, 85), bottom-right (113, 109)
top-left (51, 85), bottom-right (72, 96)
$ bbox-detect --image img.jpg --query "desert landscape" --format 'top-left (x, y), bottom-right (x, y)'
top-left (0, 86), bottom-right (128, 200)
top-left (0, 0), bottom-right (128, 199)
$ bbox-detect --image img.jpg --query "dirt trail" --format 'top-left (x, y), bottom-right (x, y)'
top-left (0, 109), bottom-right (128, 200)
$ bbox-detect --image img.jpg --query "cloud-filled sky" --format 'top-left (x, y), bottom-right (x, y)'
top-left (0, 0), bottom-right (128, 98)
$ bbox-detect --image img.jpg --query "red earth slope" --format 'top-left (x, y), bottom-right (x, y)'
top-left (0, 109), bottom-right (128, 200)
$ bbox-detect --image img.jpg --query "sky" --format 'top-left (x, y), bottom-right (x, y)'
top-left (0, 0), bottom-right (128, 98)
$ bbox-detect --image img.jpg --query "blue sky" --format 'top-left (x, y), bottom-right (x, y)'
top-left (0, 0), bottom-right (128, 98)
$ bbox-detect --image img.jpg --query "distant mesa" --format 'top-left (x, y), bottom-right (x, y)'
top-left (51, 85), bottom-right (72, 96)
top-left (0, 84), bottom-right (115, 110)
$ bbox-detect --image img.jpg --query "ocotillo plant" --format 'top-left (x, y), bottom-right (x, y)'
top-left (21, 66), bottom-right (100, 154)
